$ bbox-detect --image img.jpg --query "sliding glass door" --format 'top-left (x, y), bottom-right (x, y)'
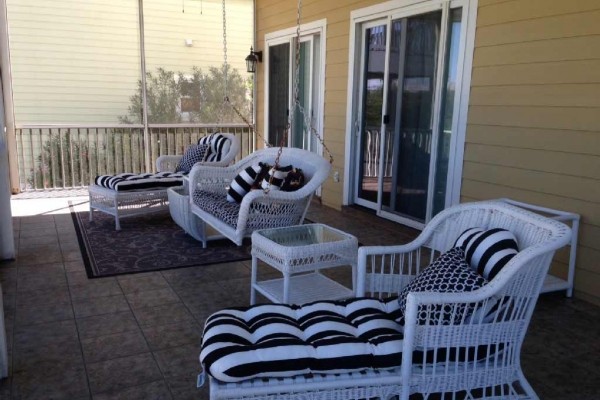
top-left (353, 2), bottom-right (465, 228)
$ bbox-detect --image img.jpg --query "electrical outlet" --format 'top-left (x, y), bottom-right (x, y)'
top-left (333, 171), bottom-right (340, 182)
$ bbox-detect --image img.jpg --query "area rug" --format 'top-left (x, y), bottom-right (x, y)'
top-left (70, 203), bottom-right (251, 278)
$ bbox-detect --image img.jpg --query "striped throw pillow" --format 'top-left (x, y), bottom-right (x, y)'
top-left (454, 227), bottom-right (518, 280)
top-left (226, 163), bottom-right (269, 203)
top-left (200, 297), bottom-right (403, 382)
top-left (260, 164), bottom-right (293, 191)
top-left (199, 133), bottom-right (231, 163)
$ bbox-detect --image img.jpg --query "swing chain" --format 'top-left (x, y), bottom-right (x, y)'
top-left (222, 0), bottom-right (228, 102)
top-left (220, 0), bottom-right (332, 171)
top-left (271, 0), bottom-right (301, 172)
top-left (288, 0), bottom-right (334, 164)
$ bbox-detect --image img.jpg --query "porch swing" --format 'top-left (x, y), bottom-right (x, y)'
top-left (187, 0), bottom-right (332, 246)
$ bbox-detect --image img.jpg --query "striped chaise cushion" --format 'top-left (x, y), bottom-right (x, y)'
top-left (454, 227), bottom-right (519, 280)
top-left (200, 297), bottom-right (403, 382)
top-left (94, 172), bottom-right (185, 191)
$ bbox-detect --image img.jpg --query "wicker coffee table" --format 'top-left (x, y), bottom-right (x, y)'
top-left (250, 224), bottom-right (358, 305)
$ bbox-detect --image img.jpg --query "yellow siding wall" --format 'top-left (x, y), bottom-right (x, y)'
top-left (6, 0), bottom-right (252, 124)
top-left (465, 0), bottom-right (600, 304)
top-left (255, 0), bottom-right (383, 210)
top-left (256, 0), bottom-right (600, 304)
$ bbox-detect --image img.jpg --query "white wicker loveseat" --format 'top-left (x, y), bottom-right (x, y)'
top-left (88, 132), bottom-right (240, 230)
top-left (199, 201), bottom-right (571, 400)
top-left (188, 147), bottom-right (331, 246)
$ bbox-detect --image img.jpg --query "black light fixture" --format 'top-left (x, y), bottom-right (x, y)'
top-left (245, 47), bottom-right (262, 73)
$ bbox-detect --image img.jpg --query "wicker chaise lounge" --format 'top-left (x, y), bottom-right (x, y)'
top-left (88, 133), bottom-right (240, 230)
top-left (199, 201), bottom-right (571, 400)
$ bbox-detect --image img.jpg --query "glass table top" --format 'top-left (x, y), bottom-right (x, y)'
top-left (256, 224), bottom-right (352, 247)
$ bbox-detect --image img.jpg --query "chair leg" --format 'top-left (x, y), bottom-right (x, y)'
top-left (517, 370), bottom-right (540, 400)
top-left (114, 198), bottom-right (121, 230)
top-left (0, 286), bottom-right (8, 378)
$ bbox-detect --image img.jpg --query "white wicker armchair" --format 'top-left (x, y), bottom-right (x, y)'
top-left (155, 132), bottom-right (241, 172)
top-left (188, 147), bottom-right (332, 246)
top-left (202, 201), bottom-right (571, 400)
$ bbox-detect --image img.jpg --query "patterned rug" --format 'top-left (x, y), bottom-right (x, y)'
top-left (70, 203), bottom-right (251, 278)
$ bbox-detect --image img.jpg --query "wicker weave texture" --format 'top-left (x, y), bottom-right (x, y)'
top-left (205, 200), bottom-right (571, 400)
top-left (189, 147), bottom-right (332, 246)
top-left (167, 186), bottom-right (207, 246)
top-left (88, 185), bottom-right (170, 230)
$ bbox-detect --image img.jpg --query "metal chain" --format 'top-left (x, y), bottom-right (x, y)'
top-left (287, 0), bottom-right (334, 164)
top-left (272, 0), bottom-right (303, 171)
top-left (221, 0), bottom-right (271, 148)
top-left (222, 0), bottom-right (228, 102)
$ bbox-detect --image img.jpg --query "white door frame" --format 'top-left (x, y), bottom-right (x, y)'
top-left (344, 0), bottom-right (478, 226)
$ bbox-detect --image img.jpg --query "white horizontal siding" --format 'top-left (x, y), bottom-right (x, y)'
top-left (6, 0), bottom-right (253, 124)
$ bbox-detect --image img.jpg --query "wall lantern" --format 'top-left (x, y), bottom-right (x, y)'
top-left (245, 47), bottom-right (262, 73)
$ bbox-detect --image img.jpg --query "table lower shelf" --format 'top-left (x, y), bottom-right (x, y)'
top-left (254, 272), bottom-right (354, 304)
top-left (541, 274), bottom-right (571, 294)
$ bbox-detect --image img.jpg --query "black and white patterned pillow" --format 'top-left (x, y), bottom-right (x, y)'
top-left (226, 163), bottom-right (269, 203)
top-left (454, 227), bottom-right (518, 280)
top-left (260, 164), bottom-right (293, 191)
top-left (175, 143), bottom-right (209, 174)
top-left (199, 133), bottom-right (231, 163)
top-left (398, 247), bottom-right (488, 325)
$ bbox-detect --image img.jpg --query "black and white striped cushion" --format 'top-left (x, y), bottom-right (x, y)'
top-left (260, 164), bottom-right (293, 191)
top-left (454, 227), bottom-right (518, 280)
top-left (226, 163), bottom-right (268, 203)
top-left (94, 172), bottom-right (185, 191)
top-left (175, 143), bottom-right (209, 173)
top-left (200, 297), bottom-right (403, 382)
top-left (199, 133), bottom-right (231, 163)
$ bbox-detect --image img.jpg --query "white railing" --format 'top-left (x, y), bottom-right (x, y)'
top-left (362, 128), bottom-right (432, 178)
top-left (15, 124), bottom-right (253, 191)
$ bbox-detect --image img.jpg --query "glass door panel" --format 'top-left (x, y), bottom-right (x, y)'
top-left (387, 10), bottom-right (442, 221)
top-left (381, 20), bottom-right (403, 210)
top-left (268, 43), bottom-right (290, 146)
top-left (432, 8), bottom-right (463, 216)
top-left (356, 24), bottom-right (387, 205)
top-left (353, 5), bottom-right (465, 226)
top-left (292, 40), bottom-right (313, 151)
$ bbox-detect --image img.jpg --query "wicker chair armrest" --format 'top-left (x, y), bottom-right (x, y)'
top-left (235, 189), bottom-right (312, 232)
top-left (156, 155), bottom-right (182, 172)
top-left (357, 233), bottom-right (436, 297)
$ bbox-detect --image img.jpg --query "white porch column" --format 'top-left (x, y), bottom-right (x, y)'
top-left (0, 70), bottom-right (14, 261)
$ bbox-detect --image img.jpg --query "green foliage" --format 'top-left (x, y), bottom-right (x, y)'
top-left (119, 64), bottom-right (252, 124)
top-left (30, 130), bottom-right (90, 189)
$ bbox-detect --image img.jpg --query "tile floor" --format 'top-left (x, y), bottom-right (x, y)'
top-left (0, 195), bottom-right (598, 399)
